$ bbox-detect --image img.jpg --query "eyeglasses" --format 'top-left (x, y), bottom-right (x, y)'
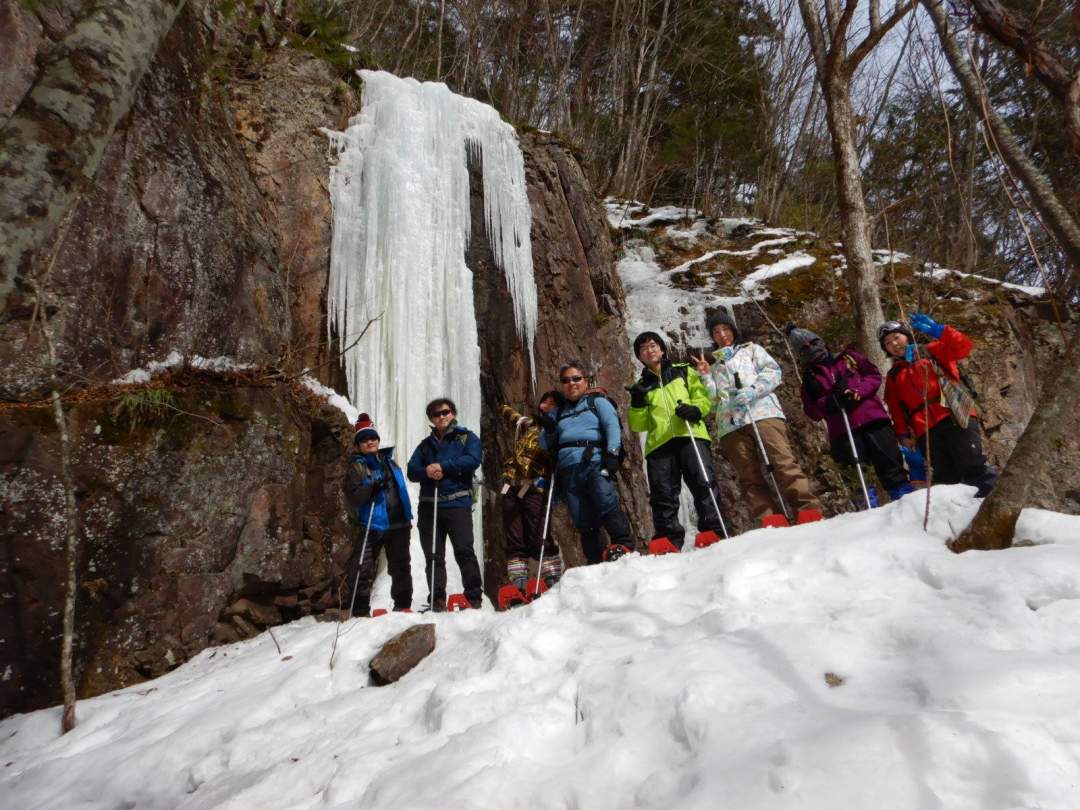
top-left (429, 408), bottom-right (453, 417)
top-left (560, 375), bottom-right (584, 384)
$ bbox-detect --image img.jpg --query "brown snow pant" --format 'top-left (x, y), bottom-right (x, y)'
top-left (719, 418), bottom-right (820, 520)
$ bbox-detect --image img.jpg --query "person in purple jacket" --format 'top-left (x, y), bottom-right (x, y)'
top-left (786, 326), bottom-right (913, 503)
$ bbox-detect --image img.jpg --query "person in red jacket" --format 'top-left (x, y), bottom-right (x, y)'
top-left (879, 314), bottom-right (997, 497)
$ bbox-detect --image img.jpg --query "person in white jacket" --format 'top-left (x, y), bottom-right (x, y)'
top-left (693, 311), bottom-right (821, 523)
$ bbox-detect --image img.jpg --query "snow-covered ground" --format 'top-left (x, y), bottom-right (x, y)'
top-left (4, 487), bottom-right (1079, 809)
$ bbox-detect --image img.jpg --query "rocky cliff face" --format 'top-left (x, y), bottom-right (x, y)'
top-left (0, 1), bottom-right (361, 716)
top-left (0, 4), bottom-right (649, 717)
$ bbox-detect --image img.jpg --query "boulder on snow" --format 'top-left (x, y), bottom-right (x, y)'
top-left (369, 624), bottom-right (436, 685)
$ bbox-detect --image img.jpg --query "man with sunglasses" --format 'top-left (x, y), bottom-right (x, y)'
top-left (407, 398), bottom-right (484, 610)
top-left (540, 362), bottom-right (634, 563)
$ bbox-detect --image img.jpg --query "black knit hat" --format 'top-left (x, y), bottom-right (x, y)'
top-left (706, 310), bottom-right (740, 344)
top-left (633, 331), bottom-right (668, 359)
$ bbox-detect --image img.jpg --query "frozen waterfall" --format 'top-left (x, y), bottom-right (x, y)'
top-left (324, 71), bottom-right (538, 606)
top-left (325, 70), bottom-right (537, 459)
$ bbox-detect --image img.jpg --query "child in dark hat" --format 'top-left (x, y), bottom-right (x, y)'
top-left (342, 413), bottom-right (413, 616)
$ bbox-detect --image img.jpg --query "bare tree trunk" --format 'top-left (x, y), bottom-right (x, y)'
top-left (797, 0), bottom-right (912, 366)
top-left (0, 0), bottom-right (188, 308)
top-left (952, 327), bottom-right (1079, 551)
top-left (960, 0), bottom-right (1080, 160)
top-left (822, 72), bottom-right (888, 366)
top-left (29, 272), bottom-right (81, 732)
top-left (922, 0), bottom-right (1080, 274)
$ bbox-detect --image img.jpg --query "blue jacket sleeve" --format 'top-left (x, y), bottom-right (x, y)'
top-left (594, 397), bottom-right (622, 454)
top-left (407, 442), bottom-right (428, 483)
top-left (440, 430), bottom-right (482, 474)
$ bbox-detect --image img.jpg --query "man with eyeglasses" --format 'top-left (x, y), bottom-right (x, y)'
top-left (407, 398), bottom-right (484, 610)
top-left (539, 361), bottom-right (634, 563)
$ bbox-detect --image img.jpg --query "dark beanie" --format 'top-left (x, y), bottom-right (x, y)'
top-left (706, 310), bottom-right (740, 344)
top-left (785, 325), bottom-right (827, 366)
top-left (633, 331), bottom-right (668, 359)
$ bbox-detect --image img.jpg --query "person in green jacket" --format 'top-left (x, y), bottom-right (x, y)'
top-left (628, 331), bottom-right (727, 549)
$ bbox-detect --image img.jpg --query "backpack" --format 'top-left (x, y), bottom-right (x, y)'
top-left (555, 388), bottom-right (628, 465)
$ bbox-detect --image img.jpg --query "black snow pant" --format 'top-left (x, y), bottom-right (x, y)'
top-left (502, 486), bottom-right (557, 560)
top-left (417, 504), bottom-right (483, 608)
top-left (828, 420), bottom-right (910, 492)
top-left (645, 437), bottom-right (725, 548)
top-left (557, 460), bottom-right (633, 565)
top-left (925, 417), bottom-right (998, 497)
top-left (343, 525), bottom-right (412, 616)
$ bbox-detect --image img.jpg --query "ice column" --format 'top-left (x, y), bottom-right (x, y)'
top-left (326, 71), bottom-right (537, 458)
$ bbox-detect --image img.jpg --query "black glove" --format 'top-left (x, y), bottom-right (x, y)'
top-left (674, 403), bottom-right (702, 423)
top-left (601, 451), bottom-right (621, 476)
top-left (370, 476), bottom-right (389, 493)
top-left (627, 382), bottom-right (649, 409)
top-left (829, 374), bottom-right (848, 398)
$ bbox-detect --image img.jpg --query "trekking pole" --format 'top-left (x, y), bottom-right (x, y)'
top-left (346, 502), bottom-right (377, 619)
top-left (733, 372), bottom-right (792, 522)
top-left (837, 401), bottom-right (873, 510)
top-left (428, 480), bottom-right (440, 612)
top-left (676, 399), bottom-right (729, 539)
top-left (533, 469), bottom-right (557, 597)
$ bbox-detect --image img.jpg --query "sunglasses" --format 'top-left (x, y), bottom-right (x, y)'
top-left (560, 375), bottom-right (584, 384)
top-left (429, 408), bottom-right (453, 417)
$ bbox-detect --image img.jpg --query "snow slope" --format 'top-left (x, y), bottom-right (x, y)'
top-left (3, 488), bottom-right (1079, 809)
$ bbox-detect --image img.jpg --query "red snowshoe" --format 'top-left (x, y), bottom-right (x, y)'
top-left (647, 537), bottom-right (680, 555)
top-left (694, 530), bottom-right (722, 549)
top-left (602, 543), bottom-right (634, 562)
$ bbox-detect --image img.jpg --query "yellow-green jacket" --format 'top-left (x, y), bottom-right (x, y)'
top-left (627, 360), bottom-right (712, 457)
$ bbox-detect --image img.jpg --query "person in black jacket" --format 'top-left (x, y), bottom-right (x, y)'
top-left (342, 415), bottom-right (413, 617)
top-left (407, 398), bottom-right (483, 611)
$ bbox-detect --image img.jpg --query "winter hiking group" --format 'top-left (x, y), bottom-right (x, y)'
top-left (341, 309), bottom-right (997, 615)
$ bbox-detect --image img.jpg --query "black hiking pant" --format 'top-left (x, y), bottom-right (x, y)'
top-left (645, 437), bottom-right (725, 548)
top-left (557, 460), bottom-right (633, 564)
top-left (344, 525), bottom-right (412, 615)
top-left (925, 418), bottom-right (998, 497)
top-left (502, 486), bottom-right (557, 560)
top-left (417, 504), bottom-right (483, 607)
top-left (828, 420), bottom-right (909, 492)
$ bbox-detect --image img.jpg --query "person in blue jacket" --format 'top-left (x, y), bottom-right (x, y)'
top-left (540, 361), bottom-right (634, 564)
top-left (342, 415), bottom-right (413, 617)
top-left (407, 398), bottom-right (483, 611)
